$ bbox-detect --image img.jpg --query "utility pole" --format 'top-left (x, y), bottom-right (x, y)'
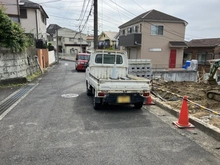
top-left (80, 26), bottom-right (82, 53)
top-left (56, 27), bottom-right (59, 63)
top-left (94, 0), bottom-right (98, 50)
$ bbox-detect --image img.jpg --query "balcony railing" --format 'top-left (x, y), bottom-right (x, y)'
top-left (119, 33), bottom-right (141, 47)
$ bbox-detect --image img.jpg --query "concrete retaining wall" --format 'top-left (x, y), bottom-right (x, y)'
top-left (152, 70), bottom-right (197, 82)
top-left (0, 47), bottom-right (40, 81)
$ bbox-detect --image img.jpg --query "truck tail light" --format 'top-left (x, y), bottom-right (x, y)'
top-left (143, 92), bottom-right (149, 96)
top-left (98, 92), bottom-right (105, 96)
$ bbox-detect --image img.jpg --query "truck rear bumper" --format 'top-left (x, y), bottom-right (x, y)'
top-left (102, 93), bottom-right (145, 104)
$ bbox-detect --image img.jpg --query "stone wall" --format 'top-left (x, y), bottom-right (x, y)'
top-left (0, 47), bottom-right (40, 82)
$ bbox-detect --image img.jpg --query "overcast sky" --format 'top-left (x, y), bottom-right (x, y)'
top-left (33, 0), bottom-right (220, 41)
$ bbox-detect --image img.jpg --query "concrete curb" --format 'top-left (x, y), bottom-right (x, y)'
top-left (152, 97), bottom-right (220, 141)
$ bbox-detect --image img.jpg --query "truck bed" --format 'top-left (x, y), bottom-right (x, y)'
top-left (89, 73), bottom-right (151, 92)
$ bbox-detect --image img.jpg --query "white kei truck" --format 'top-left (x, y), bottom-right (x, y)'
top-left (85, 50), bottom-right (151, 110)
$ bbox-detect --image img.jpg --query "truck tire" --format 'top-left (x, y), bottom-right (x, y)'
top-left (134, 102), bottom-right (143, 109)
top-left (86, 81), bottom-right (93, 96)
top-left (93, 97), bottom-right (102, 110)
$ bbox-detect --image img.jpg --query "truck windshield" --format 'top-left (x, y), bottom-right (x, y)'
top-left (78, 55), bottom-right (89, 60)
top-left (95, 54), bottom-right (123, 64)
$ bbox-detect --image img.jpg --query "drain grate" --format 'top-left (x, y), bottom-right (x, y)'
top-left (0, 85), bottom-right (34, 116)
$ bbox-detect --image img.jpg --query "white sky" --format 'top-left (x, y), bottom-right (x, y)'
top-left (33, 0), bottom-right (220, 41)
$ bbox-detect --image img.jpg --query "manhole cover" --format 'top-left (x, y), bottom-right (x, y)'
top-left (61, 93), bottom-right (79, 98)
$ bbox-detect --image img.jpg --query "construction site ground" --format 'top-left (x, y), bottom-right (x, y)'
top-left (152, 81), bottom-right (220, 129)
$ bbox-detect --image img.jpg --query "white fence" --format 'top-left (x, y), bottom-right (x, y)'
top-left (48, 50), bottom-right (56, 65)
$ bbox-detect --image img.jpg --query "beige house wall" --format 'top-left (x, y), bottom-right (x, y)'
top-left (1, 0), bottom-right (18, 15)
top-left (141, 22), bottom-right (186, 68)
top-left (20, 9), bottom-right (36, 34)
top-left (99, 33), bottom-right (114, 46)
top-left (56, 28), bottom-right (87, 55)
top-left (125, 47), bottom-right (141, 59)
top-left (20, 9), bottom-right (47, 40)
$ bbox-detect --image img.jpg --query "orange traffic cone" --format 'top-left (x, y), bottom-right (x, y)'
top-left (144, 95), bottom-right (155, 105)
top-left (173, 96), bottom-right (194, 128)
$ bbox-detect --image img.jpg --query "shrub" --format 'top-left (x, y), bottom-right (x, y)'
top-left (0, 7), bottom-right (28, 52)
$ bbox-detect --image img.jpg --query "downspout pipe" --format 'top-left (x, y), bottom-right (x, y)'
top-left (17, 0), bottom-right (20, 23)
top-left (35, 9), bottom-right (39, 39)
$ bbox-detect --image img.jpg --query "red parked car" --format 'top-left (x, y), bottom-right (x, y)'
top-left (75, 53), bottom-right (90, 71)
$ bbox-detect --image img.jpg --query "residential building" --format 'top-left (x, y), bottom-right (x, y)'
top-left (47, 24), bottom-right (61, 42)
top-left (54, 27), bottom-right (88, 55)
top-left (0, 0), bottom-right (20, 23)
top-left (46, 24), bottom-right (61, 48)
top-left (184, 38), bottom-right (220, 72)
top-left (118, 9), bottom-right (187, 69)
top-left (98, 31), bottom-right (119, 49)
top-left (86, 35), bottom-right (94, 52)
top-left (19, 0), bottom-right (49, 40)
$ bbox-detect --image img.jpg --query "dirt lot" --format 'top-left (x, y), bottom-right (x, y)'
top-left (152, 81), bottom-right (220, 129)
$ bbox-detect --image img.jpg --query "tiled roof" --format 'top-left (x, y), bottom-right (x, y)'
top-left (119, 9), bottom-right (186, 28)
top-left (187, 38), bottom-right (220, 47)
top-left (87, 35), bottom-right (94, 40)
top-left (20, 0), bottom-right (49, 18)
top-left (47, 24), bottom-right (61, 35)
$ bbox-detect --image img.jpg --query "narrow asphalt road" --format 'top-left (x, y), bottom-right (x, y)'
top-left (0, 60), bottom-right (220, 165)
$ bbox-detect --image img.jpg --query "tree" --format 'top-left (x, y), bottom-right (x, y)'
top-left (0, 7), bottom-right (28, 52)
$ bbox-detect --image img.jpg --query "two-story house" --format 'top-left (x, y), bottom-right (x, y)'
top-left (119, 9), bottom-right (187, 69)
top-left (54, 27), bottom-right (88, 55)
top-left (19, 0), bottom-right (49, 40)
top-left (98, 31), bottom-right (118, 49)
top-left (46, 24), bottom-right (61, 46)
top-left (0, 0), bottom-right (20, 22)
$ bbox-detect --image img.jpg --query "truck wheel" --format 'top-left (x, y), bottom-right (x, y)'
top-left (93, 97), bottom-right (102, 110)
top-left (86, 81), bottom-right (92, 96)
top-left (134, 102), bottom-right (143, 109)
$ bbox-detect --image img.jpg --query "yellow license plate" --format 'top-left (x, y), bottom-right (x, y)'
top-left (117, 96), bottom-right (130, 103)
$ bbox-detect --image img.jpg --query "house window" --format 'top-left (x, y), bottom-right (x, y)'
top-left (69, 38), bottom-right (74, 42)
top-left (87, 41), bottom-right (91, 46)
top-left (9, 16), bottom-right (19, 23)
top-left (134, 25), bottom-right (139, 33)
top-left (122, 30), bottom-right (125, 35)
top-left (127, 27), bottom-right (133, 34)
top-left (78, 38), bottom-right (83, 42)
top-left (20, 9), bottom-right (27, 18)
top-left (41, 13), bottom-right (46, 25)
top-left (151, 25), bottom-right (163, 35)
top-left (197, 53), bottom-right (206, 65)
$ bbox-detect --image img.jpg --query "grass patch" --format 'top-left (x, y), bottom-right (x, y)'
top-left (0, 83), bottom-right (25, 88)
top-left (27, 71), bottom-right (42, 82)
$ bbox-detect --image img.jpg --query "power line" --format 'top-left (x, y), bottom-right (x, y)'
top-left (107, 0), bottom-right (186, 41)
